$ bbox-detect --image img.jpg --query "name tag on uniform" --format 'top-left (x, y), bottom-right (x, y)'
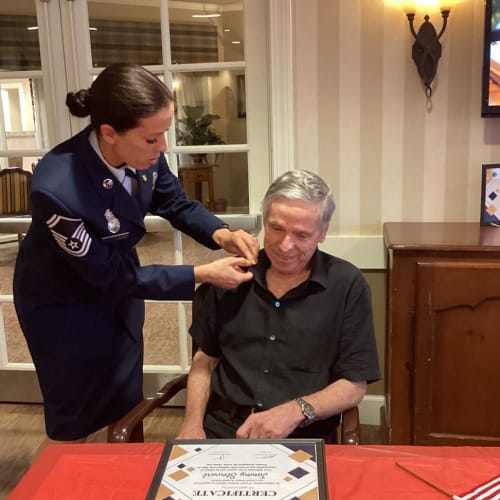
top-left (101, 232), bottom-right (130, 241)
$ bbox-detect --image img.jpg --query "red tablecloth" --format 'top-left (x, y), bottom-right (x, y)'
top-left (8, 443), bottom-right (500, 499)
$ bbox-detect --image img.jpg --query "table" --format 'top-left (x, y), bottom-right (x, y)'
top-left (178, 164), bottom-right (216, 211)
top-left (9, 444), bottom-right (500, 499)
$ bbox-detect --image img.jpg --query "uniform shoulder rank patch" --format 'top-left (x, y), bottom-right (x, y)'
top-left (46, 214), bottom-right (92, 257)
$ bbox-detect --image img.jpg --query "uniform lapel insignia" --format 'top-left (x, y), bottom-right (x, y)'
top-left (102, 178), bottom-right (114, 189)
top-left (152, 171), bottom-right (158, 190)
top-left (46, 214), bottom-right (91, 257)
top-left (104, 209), bottom-right (120, 234)
top-left (141, 173), bottom-right (147, 182)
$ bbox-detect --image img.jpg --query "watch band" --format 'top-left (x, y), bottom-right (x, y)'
top-left (294, 396), bottom-right (316, 427)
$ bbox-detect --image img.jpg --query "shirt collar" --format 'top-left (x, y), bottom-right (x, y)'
top-left (252, 248), bottom-right (328, 291)
top-left (88, 129), bottom-right (132, 184)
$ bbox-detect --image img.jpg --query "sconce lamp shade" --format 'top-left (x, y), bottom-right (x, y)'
top-left (438, 0), bottom-right (462, 10)
top-left (385, 0), bottom-right (462, 12)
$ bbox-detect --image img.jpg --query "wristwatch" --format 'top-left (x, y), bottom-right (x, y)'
top-left (294, 397), bottom-right (316, 427)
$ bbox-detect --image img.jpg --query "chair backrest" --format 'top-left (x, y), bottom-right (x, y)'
top-left (0, 167), bottom-right (32, 216)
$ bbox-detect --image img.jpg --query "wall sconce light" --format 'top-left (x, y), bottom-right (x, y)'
top-left (406, 6), bottom-right (450, 97)
top-left (387, 1), bottom-right (460, 97)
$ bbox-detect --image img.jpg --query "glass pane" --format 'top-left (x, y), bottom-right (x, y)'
top-left (137, 231), bottom-right (226, 366)
top-left (174, 70), bottom-right (247, 146)
top-left (178, 152), bottom-right (249, 214)
top-left (88, 0), bottom-right (162, 67)
top-left (136, 231), bottom-right (178, 366)
top-left (144, 302), bottom-right (184, 365)
top-left (0, 243), bottom-right (32, 364)
top-left (0, 1), bottom-right (41, 71)
top-left (181, 232), bottom-right (227, 264)
top-left (3, 303), bottom-right (29, 363)
top-left (142, 232), bottom-right (231, 365)
top-left (1, 77), bottom-right (49, 156)
top-left (169, 0), bottom-right (244, 63)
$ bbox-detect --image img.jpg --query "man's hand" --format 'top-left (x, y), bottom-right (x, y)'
top-left (235, 401), bottom-right (303, 439)
top-left (194, 256), bottom-right (254, 289)
top-left (212, 227), bottom-right (259, 264)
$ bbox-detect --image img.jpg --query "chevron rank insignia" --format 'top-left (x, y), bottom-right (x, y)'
top-left (46, 214), bottom-right (92, 257)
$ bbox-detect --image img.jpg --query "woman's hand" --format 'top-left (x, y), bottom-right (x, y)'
top-left (212, 227), bottom-right (259, 264)
top-left (194, 256), bottom-right (254, 289)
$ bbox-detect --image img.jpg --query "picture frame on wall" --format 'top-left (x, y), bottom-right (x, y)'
top-left (480, 164), bottom-right (500, 225)
top-left (237, 74), bottom-right (246, 118)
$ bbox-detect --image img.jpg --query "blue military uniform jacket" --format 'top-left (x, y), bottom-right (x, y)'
top-left (14, 126), bottom-right (223, 362)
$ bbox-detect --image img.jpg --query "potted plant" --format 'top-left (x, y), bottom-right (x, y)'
top-left (176, 105), bottom-right (225, 164)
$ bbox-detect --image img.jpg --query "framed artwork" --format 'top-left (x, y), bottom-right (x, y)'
top-left (237, 74), bottom-right (246, 118)
top-left (480, 164), bottom-right (500, 225)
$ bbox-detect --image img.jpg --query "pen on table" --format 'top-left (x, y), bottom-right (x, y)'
top-left (395, 462), bottom-right (462, 499)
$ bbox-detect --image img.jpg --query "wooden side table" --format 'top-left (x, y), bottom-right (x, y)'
top-left (178, 164), bottom-right (216, 211)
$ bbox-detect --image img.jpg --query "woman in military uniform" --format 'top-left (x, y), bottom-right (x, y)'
top-left (13, 63), bottom-right (258, 450)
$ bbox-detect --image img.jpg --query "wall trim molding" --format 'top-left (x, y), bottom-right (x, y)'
top-left (320, 234), bottom-right (385, 270)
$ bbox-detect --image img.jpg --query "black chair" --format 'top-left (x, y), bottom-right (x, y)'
top-left (107, 283), bottom-right (361, 444)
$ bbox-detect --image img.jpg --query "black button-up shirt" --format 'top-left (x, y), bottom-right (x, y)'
top-left (190, 249), bottom-right (380, 415)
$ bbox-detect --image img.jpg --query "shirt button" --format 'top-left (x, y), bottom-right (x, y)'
top-left (269, 334), bottom-right (276, 341)
top-left (256, 401), bottom-right (264, 408)
top-left (263, 368), bottom-right (270, 374)
top-left (274, 301), bottom-right (280, 308)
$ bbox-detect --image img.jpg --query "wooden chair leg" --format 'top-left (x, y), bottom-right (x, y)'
top-left (129, 422), bottom-right (144, 443)
top-left (341, 406), bottom-right (360, 445)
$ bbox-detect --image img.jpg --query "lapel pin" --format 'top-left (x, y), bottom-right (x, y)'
top-left (142, 174), bottom-right (147, 182)
top-left (104, 209), bottom-right (120, 234)
top-left (102, 178), bottom-right (114, 189)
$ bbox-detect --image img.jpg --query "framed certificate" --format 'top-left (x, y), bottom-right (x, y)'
top-left (146, 438), bottom-right (328, 500)
top-left (481, 164), bottom-right (500, 225)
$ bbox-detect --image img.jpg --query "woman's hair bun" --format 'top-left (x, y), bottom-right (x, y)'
top-left (65, 89), bottom-right (91, 117)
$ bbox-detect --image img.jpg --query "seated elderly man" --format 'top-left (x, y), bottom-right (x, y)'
top-left (177, 170), bottom-right (380, 442)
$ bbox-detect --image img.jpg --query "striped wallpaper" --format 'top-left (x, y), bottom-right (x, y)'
top-left (292, 0), bottom-right (500, 236)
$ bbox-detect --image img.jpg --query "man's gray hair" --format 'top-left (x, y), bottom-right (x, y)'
top-left (262, 170), bottom-right (336, 231)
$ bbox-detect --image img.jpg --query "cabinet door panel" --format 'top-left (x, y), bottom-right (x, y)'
top-left (414, 261), bottom-right (500, 445)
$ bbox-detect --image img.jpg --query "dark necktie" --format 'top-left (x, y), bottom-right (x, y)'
top-left (123, 167), bottom-right (139, 198)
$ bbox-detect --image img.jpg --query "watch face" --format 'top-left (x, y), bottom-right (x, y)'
top-left (302, 402), bottom-right (315, 420)
top-left (295, 397), bottom-right (316, 424)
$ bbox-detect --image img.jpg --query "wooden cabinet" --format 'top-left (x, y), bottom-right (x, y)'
top-left (383, 222), bottom-right (500, 445)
